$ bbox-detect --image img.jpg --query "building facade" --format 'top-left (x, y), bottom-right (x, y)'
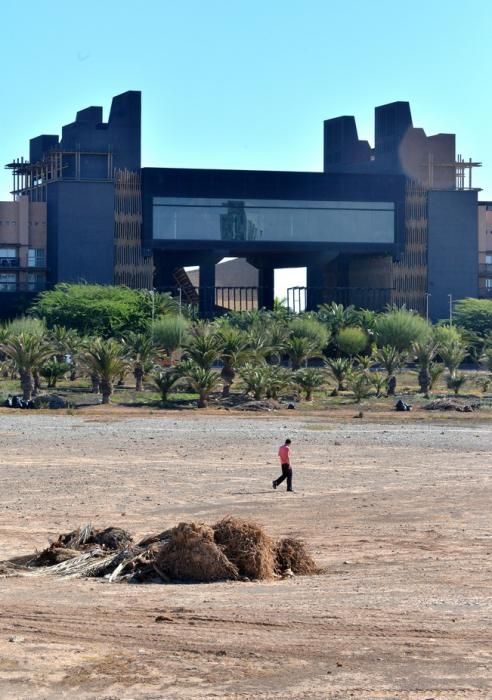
top-left (477, 202), bottom-right (492, 298)
top-left (2, 93), bottom-right (481, 320)
top-left (0, 197), bottom-right (47, 316)
top-left (323, 101), bottom-right (479, 319)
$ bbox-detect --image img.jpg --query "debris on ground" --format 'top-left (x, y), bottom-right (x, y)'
top-left (0, 518), bottom-right (318, 584)
top-left (424, 399), bottom-right (480, 412)
top-left (3, 395), bottom-right (36, 409)
top-left (213, 516), bottom-right (276, 580)
top-left (238, 400), bottom-right (282, 412)
top-left (275, 537), bottom-right (319, 575)
top-left (216, 395), bottom-right (283, 412)
top-left (395, 399), bottom-right (412, 412)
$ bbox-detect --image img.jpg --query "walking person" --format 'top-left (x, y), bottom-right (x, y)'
top-left (273, 438), bottom-right (293, 492)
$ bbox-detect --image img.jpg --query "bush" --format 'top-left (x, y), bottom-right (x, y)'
top-left (288, 317), bottom-right (330, 349)
top-left (453, 298), bottom-right (492, 337)
top-left (375, 308), bottom-right (430, 352)
top-left (152, 315), bottom-right (190, 358)
top-left (335, 326), bottom-right (368, 356)
top-left (31, 284), bottom-right (157, 337)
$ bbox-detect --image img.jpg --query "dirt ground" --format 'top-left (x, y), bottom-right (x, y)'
top-left (0, 408), bottom-right (490, 699)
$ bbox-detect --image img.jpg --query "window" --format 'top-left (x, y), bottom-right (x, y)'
top-left (0, 273), bottom-right (16, 291)
top-left (153, 197), bottom-right (395, 245)
top-left (27, 272), bottom-right (45, 291)
top-left (0, 248), bottom-right (18, 268)
top-left (486, 254), bottom-right (492, 265)
top-left (0, 248), bottom-right (16, 258)
top-left (27, 248), bottom-right (46, 268)
top-left (486, 278), bottom-right (492, 289)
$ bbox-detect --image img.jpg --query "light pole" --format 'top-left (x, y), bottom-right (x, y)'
top-left (425, 292), bottom-right (431, 323)
top-left (448, 293), bottom-right (453, 326)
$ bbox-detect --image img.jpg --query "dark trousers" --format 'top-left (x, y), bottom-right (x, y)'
top-left (274, 463), bottom-right (293, 491)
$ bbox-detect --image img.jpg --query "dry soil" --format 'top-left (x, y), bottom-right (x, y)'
top-left (0, 409), bottom-right (490, 699)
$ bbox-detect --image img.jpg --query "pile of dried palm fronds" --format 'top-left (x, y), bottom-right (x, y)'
top-left (0, 518), bottom-right (319, 584)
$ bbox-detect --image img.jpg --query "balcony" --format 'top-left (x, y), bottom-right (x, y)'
top-left (0, 257), bottom-right (20, 268)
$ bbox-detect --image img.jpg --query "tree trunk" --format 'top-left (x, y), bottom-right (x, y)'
top-left (91, 373), bottom-right (100, 394)
top-left (306, 389), bottom-right (313, 401)
top-left (33, 369), bottom-right (41, 396)
top-left (134, 367), bottom-right (144, 392)
top-left (20, 371), bottom-right (33, 401)
top-left (198, 391), bottom-right (207, 408)
top-left (387, 375), bottom-right (397, 396)
top-left (418, 367), bottom-right (430, 398)
top-left (100, 379), bottom-right (113, 404)
top-left (221, 366), bottom-right (234, 398)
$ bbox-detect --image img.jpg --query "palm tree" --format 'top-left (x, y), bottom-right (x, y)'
top-left (316, 302), bottom-right (355, 335)
top-left (369, 371), bottom-right (386, 398)
top-left (184, 322), bottom-right (221, 370)
top-left (215, 326), bottom-right (250, 397)
top-left (375, 345), bottom-right (406, 396)
top-left (82, 338), bottom-right (128, 404)
top-left (355, 354), bottom-right (374, 372)
top-left (265, 321), bottom-right (289, 364)
top-left (348, 371), bottom-right (371, 403)
top-left (245, 328), bottom-right (271, 364)
top-left (124, 332), bottom-right (156, 391)
top-left (238, 363), bottom-right (269, 400)
top-left (295, 367), bottom-right (325, 401)
top-left (178, 360), bottom-right (221, 408)
top-left (40, 358), bottom-right (70, 388)
top-left (325, 357), bottom-right (352, 395)
top-left (283, 335), bottom-right (323, 370)
top-left (447, 373), bottom-right (468, 395)
top-left (50, 326), bottom-right (81, 380)
top-left (1, 333), bottom-right (53, 400)
top-left (428, 362), bottom-right (445, 391)
top-left (264, 366), bottom-right (293, 400)
top-left (413, 339), bottom-right (439, 398)
top-left (153, 367), bottom-right (182, 402)
top-left (438, 339), bottom-right (467, 379)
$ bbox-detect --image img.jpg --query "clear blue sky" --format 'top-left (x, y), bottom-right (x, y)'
top-left (1, 0), bottom-right (491, 202)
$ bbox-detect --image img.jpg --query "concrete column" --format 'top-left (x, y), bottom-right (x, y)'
top-left (153, 255), bottom-right (177, 292)
top-left (199, 260), bottom-right (216, 318)
top-left (306, 263), bottom-right (326, 311)
top-left (258, 267), bottom-right (275, 310)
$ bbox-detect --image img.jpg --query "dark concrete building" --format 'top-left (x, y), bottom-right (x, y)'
top-left (4, 93), bottom-right (480, 320)
top-left (6, 91), bottom-right (151, 296)
top-left (142, 166), bottom-right (406, 316)
top-left (324, 101), bottom-right (479, 319)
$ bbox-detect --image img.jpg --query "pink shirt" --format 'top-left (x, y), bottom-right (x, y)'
top-left (278, 444), bottom-right (290, 465)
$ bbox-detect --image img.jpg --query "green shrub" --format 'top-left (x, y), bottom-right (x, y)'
top-left (453, 298), bottom-right (492, 336)
top-left (375, 308), bottom-right (430, 352)
top-left (335, 326), bottom-right (368, 356)
top-left (31, 284), bottom-right (160, 337)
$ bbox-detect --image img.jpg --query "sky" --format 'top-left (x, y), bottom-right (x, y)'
top-left (1, 0), bottom-right (491, 294)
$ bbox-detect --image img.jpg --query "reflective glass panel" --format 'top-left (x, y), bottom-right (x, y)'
top-left (153, 197), bottom-right (395, 244)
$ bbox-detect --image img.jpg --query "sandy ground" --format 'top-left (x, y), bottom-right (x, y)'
top-left (0, 409), bottom-right (490, 699)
